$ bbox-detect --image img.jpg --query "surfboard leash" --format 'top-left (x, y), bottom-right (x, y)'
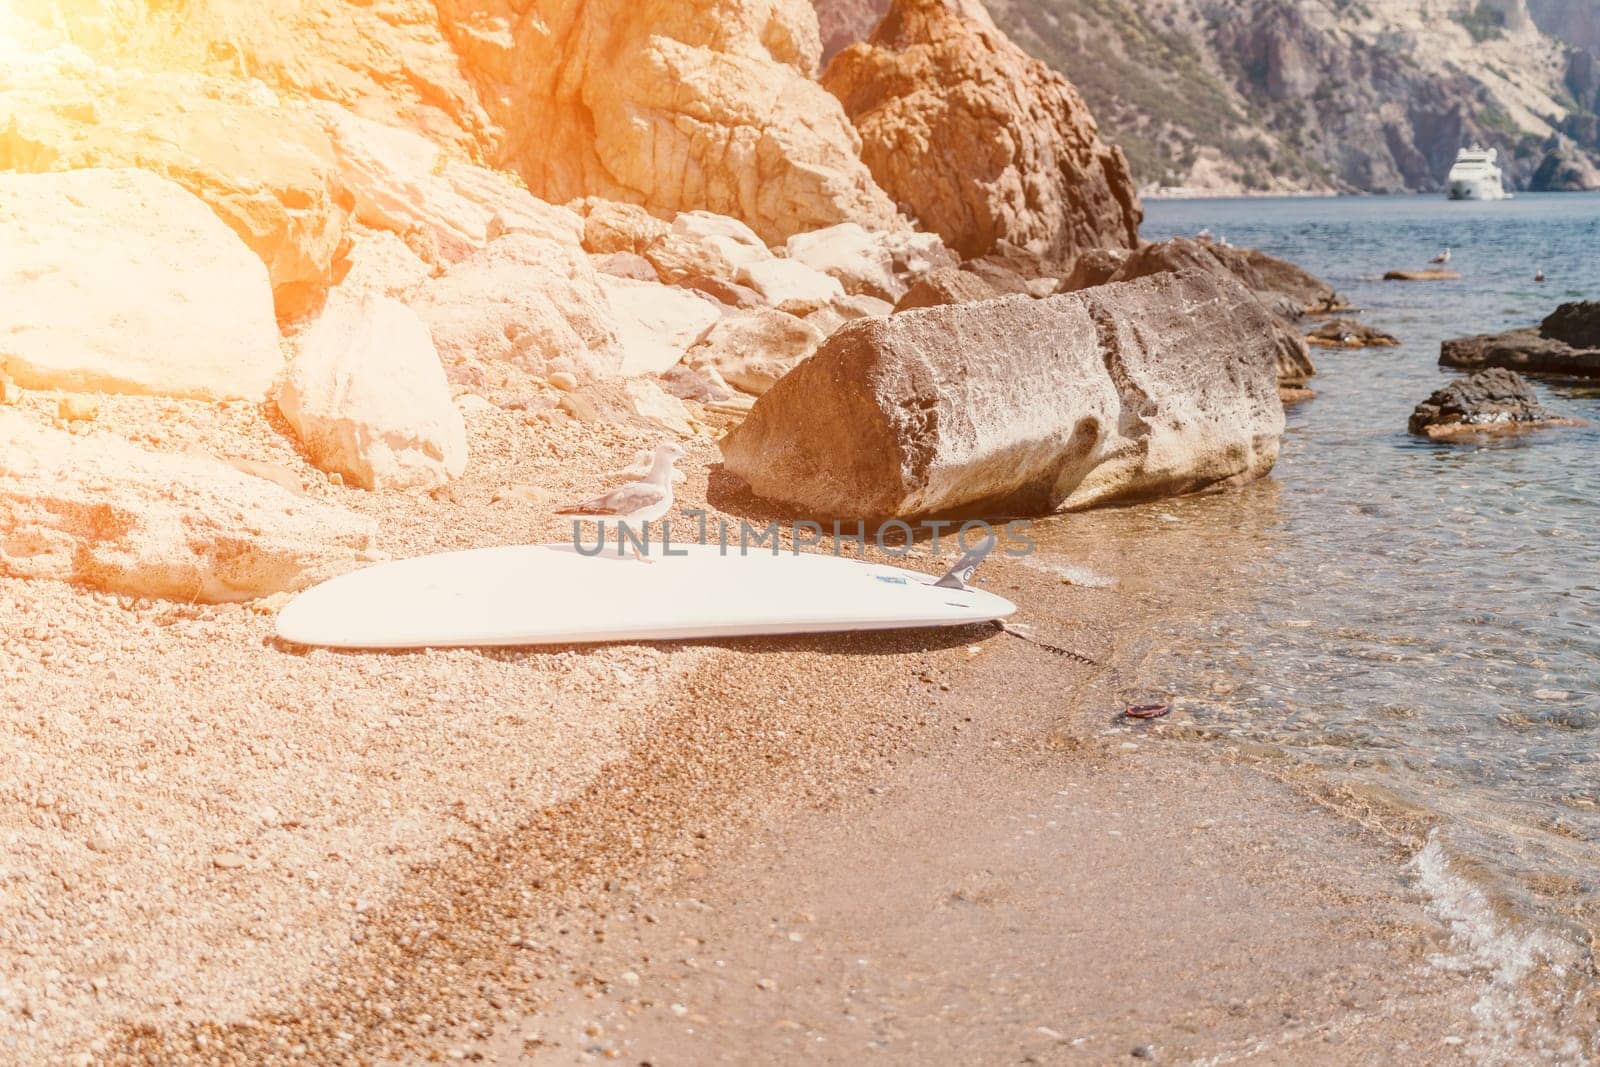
top-left (990, 619), bottom-right (1109, 670)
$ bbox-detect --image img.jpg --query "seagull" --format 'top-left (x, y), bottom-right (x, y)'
top-left (1431, 246), bottom-right (1452, 265)
top-left (1535, 269), bottom-right (1546, 283)
top-left (556, 442), bottom-right (685, 562)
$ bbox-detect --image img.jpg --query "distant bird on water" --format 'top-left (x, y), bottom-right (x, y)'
top-left (1535, 269), bottom-right (1546, 283)
top-left (1431, 246), bottom-right (1452, 265)
top-left (555, 442), bottom-right (685, 562)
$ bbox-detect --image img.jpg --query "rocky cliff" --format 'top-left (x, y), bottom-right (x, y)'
top-left (815, 0), bottom-right (1600, 195)
top-left (822, 0), bottom-right (1141, 265)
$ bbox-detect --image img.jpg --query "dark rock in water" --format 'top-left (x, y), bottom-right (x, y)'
top-left (1237, 246), bottom-right (1342, 318)
top-left (1408, 368), bottom-right (1582, 439)
top-left (1540, 301), bottom-right (1600, 349)
top-left (892, 268), bottom-right (999, 312)
top-left (1441, 302), bottom-right (1600, 377)
top-left (1305, 318), bottom-right (1400, 348)
top-left (1440, 328), bottom-right (1600, 375)
top-left (1384, 269), bottom-right (1460, 281)
top-left (718, 268), bottom-right (1285, 518)
top-left (1061, 247), bottom-right (1131, 291)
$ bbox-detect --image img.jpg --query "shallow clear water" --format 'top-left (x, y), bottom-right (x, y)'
top-left (1051, 194), bottom-right (1600, 942)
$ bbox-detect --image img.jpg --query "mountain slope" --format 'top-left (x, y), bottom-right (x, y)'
top-left (817, 0), bottom-right (1600, 194)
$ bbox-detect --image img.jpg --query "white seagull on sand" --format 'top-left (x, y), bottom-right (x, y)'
top-left (1431, 246), bottom-right (1452, 265)
top-left (556, 442), bottom-right (685, 561)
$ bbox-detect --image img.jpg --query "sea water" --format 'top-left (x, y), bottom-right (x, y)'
top-left (1036, 194), bottom-right (1600, 1034)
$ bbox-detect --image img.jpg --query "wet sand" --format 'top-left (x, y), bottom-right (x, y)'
top-left (0, 393), bottom-right (1542, 1064)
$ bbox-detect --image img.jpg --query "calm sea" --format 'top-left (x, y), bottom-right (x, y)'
top-left (1036, 193), bottom-right (1600, 1039)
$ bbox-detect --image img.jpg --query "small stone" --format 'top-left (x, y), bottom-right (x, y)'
top-left (211, 852), bottom-right (247, 870)
top-left (548, 371), bottom-right (579, 391)
top-left (58, 395), bottom-right (99, 422)
top-left (756, 977), bottom-right (777, 991)
top-left (1131, 1044), bottom-right (1156, 1060)
top-left (619, 970), bottom-right (640, 986)
top-left (669, 1003), bottom-right (688, 1017)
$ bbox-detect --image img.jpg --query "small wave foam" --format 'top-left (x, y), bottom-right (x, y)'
top-left (1017, 553), bottom-right (1117, 588)
top-left (1411, 833), bottom-right (1588, 1064)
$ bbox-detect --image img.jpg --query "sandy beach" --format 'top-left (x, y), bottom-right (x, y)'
top-left (2, 391), bottom-right (1573, 1065)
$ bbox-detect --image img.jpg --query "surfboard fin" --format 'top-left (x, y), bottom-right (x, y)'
top-left (934, 535), bottom-right (997, 590)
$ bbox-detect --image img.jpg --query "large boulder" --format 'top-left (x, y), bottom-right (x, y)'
top-left (316, 104), bottom-right (583, 265)
top-left (0, 168), bottom-right (282, 401)
top-left (684, 309), bottom-right (825, 394)
top-left (1083, 237), bottom-right (1329, 386)
top-left (822, 0), bottom-right (1141, 266)
top-left (736, 258), bottom-right (847, 315)
top-left (785, 222), bottom-right (902, 300)
top-left (1408, 368), bottom-right (1582, 439)
top-left (0, 52), bottom-right (350, 306)
top-left (891, 268), bottom-right (998, 312)
top-left (719, 269), bottom-right (1285, 517)
top-left (435, 0), bottom-right (901, 244)
top-left (1091, 237), bottom-right (1337, 322)
top-left (600, 278), bottom-right (724, 376)
top-left (410, 235), bottom-right (624, 385)
top-left (0, 411), bottom-right (375, 602)
top-left (277, 297), bottom-right (468, 490)
top-left (1441, 303), bottom-right (1600, 377)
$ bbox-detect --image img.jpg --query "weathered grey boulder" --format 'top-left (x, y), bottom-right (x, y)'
top-left (1072, 237), bottom-right (1332, 388)
top-left (1408, 368), bottom-right (1583, 439)
top-left (719, 269), bottom-right (1285, 517)
top-left (1441, 303), bottom-right (1600, 377)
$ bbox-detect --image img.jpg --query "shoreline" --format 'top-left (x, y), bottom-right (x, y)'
top-left (3, 392), bottom-right (1589, 1064)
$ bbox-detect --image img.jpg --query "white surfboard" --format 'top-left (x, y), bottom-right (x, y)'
top-left (275, 542), bottom-right (1016, 649)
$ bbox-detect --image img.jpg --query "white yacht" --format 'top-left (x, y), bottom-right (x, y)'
top-left (1446, 146), bottom-right (1508, 201)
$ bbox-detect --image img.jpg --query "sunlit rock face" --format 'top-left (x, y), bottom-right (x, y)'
top-left (277, 295), bottom-right (468, 491)
top-left (0, 409), bottom-right (376, 603)
top-left (0, 167), bottom-right (283, 400)
top-left (823, 0), bottom-right (1142, 266)
top-left (433, 0), bottom-right (903, 243)
top-left (0, 70), bottom-right (346, 310)
top-left (1, 0), bottom-right (903, 260)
